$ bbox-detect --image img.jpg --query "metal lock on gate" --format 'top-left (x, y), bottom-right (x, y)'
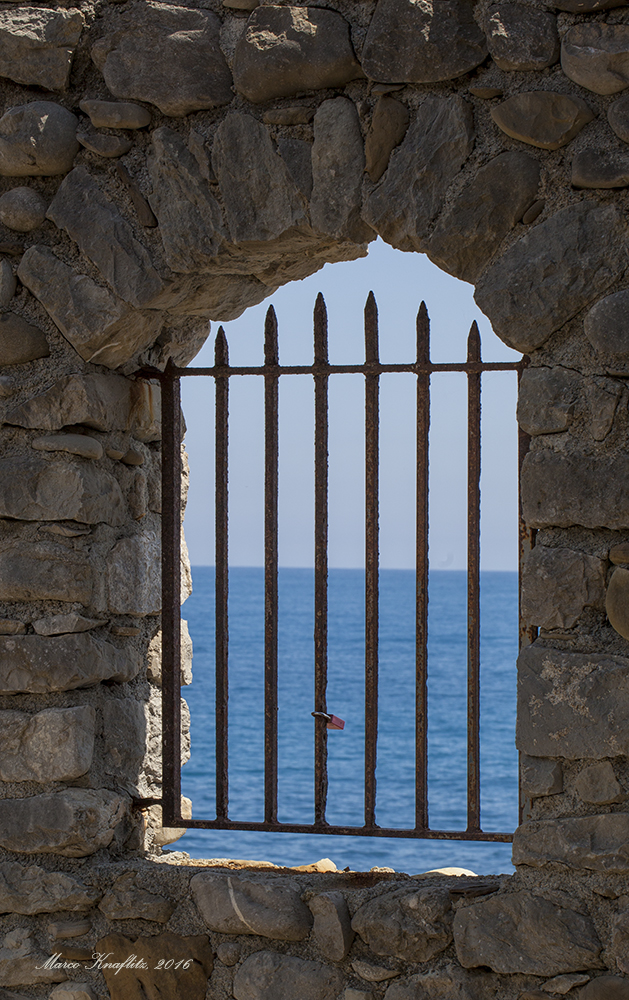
top-left (311, 711), bottom-right (345, 730)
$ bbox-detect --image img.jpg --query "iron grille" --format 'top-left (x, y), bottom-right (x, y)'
top-left (152, 293), bottom-right (534, 842)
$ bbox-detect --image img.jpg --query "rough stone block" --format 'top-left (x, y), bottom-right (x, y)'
top-left (384, 969), bottom-right (497, 1000)
top-left (606, 567), bottom-right (629, 639)
top-left (191, 873), bottom-right (313, 939)
top-left (610, 914), bottom-right (629, 978)
top-left (50, 986), bottom-right (95, 1000)
top-left (585, 290), bottom-right (629, 358)
top-left (520, 755), bottom-right (563, 797)
top-left (0, 633), bottom-right (140, 694)
top-left (145, 797), bottom-right (192, 848)
top-left (0, 312), bottom-right (49, 365)
top-left (521, 449), bottom-right (629, 530)
top-left (0, 705), bottom-right (95, 782)
top-left (0, 541), bottom-right (93, 605)
top-left (0, 102), bottom-right (78, 176)
top-left (512, 814), bottom-right (629, 873)
top-left (233, 951), bottom-right (343, 1000)
top-left (351, 887), bottom-right (452, 962)
top-left (0, 928), bottom-right (67, 986)
top-left (484, 5), bottom-right (559, 70)
top-left (352, 960), bottom-right (399, 982)
top-left (453, 890), bottom-right (602, 974)
top-left (102, 697), bottom-right (146, 786)
top-left (79, 99), bottom-right (151, 130)
top-left (99, 873), bottom-right (174, 922)
top-left (0, 862), bottom-right (97, 914)
top-left (311, 98), bottom-right (373, 244)
top-left (309, 891), bottom-right (354, 962)
top-left (365, 96), bottom-right (409, 183)
top-left (573, 149), bottom-right (629, 189)
top-left (609, 94), bottom-right (629, 144)
top-left (520, 544), bottom-right (606, 629)
top-left (106, 531), bottom-right (161, 615)
top-left (363, 96), bottom-right (474, 252)
top-left (32, 613), bottom-right (104, 637)
top-left (562, 23), bottom-right (629, 95)
top-left (94, 932), bottom-right (213, 1000)
top-left (0, 789), bottom-right (129, 857)
top-left (277, 137), bottom-right (313, 199)
top-left (475, 201), bottom-right (624, 353)
top-left (0, 187), bottom-right (47, 232)
top-left (0, 456), bottom-right (126, 526)
top-left (491, 92), bottom-right (593, 150)
top-left (361, 0), bottom-right (487, 83)
top-left (233, 6), bottom-right (362, 103)
top-left (47, 166), bottom-right (163, 308)
top-left (517, 644), bottom-right (629, 759)
top-left (147, 620), bottom-right (193, 686)
top-left (0, 8), bottom-right (82, 90)
top-left (517, 367), bottom-right (580, 435)
top-left (575, 762), bottom-right (625, 805)
top-left (32, 435), bottom-right (103, 461)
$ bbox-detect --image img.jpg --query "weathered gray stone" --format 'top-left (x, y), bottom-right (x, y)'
top-left (522, 199), bottom-right (544, 225)
top-left (3, 372), bottom-right (161, 442)
top-left (79, 100), bottom-right (151, 130)
top-left (542, 974), bottom-right (590, 995)
top-left (32, 434), bottom-right (103, 460)
top-left (0, 312), bottom-right (49, 365)
top-left (106, 531), bottom-right (160, 615)
top-left (50, 987), bottom-right (95, 1000)
top-left (453, 890), bottom-right (602, 975)
top-left (102, 696), bottom-right (146, 788)
top-left (426, 151), bottom-right (540, 283)
top-left (46, 167), bottom-right (163, 308)
top-left (264, 107), bottom-right (316, 126)
top-left (588, 379), bottom-right (621, 441)
top-left (585, 290), bottom-right (629, 358)
top-left (352, 960), bottom-right (399, 982)
top-left (520, 545), bottom-right (606, 630)
top-left (145, 797), bottom-right (192, 848)
top-left (513, 814), bottom-right (629, 873)
top-left (361, 0), bottom-right (487, 83)
top-left (580, 977), bottom-right (629, 1000)
top-left (0, 705), bottom-right (94, 781)
top-left (77, 133), bottom-right (132, 158)
top-left (484, 5), bottom-right (559, 71)
top-left (212, 113), bottom-right (306, 244)
top-left (384, 969), bottom-right (499, 1000)
top-left (516, 644), bottom-right (629, 759)
top-left (606, 567), bottom-right (629, 640)
top-left (191, 873), bottom-right (313, 939)
top-left (147, 620), bottom-right (193, 686)
top-left (0, 8), bottom-right (83, 91)
top-left (352, 887), bottom-right (452, 962)
top-left (521, 449), bottom-right (629, 530)
top-left (0, 187), bottom-right (46, 231)
top-left (490, 92), bottom-right (594, 150)
top-left (233, 6), bottom-right (361, 104)
top-left (216, 941), bottom-right (241, 967)
top-left (345, 991), bottom-right (372, 1000)
top-left (520, 755), bottom-right (563, 797)
top-left (0, 928), bottom-right (67, 986)
top-left (609, 94), bottom-right (629, 143)
top-left (0, 633), bottom-right (141, 693)
top-left (32, 613), bottom-right (104, 635)
top-left (233, 951), bottom-right (343, 1000)
top-left (0, 789), bottom-right (129, 857)
top-left (0, 455), bottom-right (125, 525)
top-left (573, 149), bottom-right (629, 188)
top-left (474, 201), bottom-right (626, 354)
top-left (611, 543), bottom-right (629, 565)
top-left (562, 24), bottom-right (629, 96)
top-left (363, 96), bottom-right (474, 252)
top-left (0, 102), bottom-right (78, 176)
top-left (0, 621), bottom-right (24, 636)
top-left (99, 873), bottom-right (174, 922)
top-left (18, 246), bottom-right (162, 369)
top-left (91, 2), bottom-right (232, 117)
top-left (277, 138), bottom-right (313, 199)
top-left (49, 921), bottom-right (92, 939)
top-left (0, 862), bottom-right (97, 914)
top-left (0, 259), bottom-right (15, 308)
top-left (610, 913), bottom-right (629, 980)
top-left (365, 96), bottom-right (409, 183)
top-left (576, 762), bottom-right (625, 805)
top-left (309, 892), bottom-right (354, 962)
top-left (311, 99), bottom-right (373, 244)
top-left (0, 541), bottom-right (93, 604)
top-left (517, 367), bottom-right (579, 436)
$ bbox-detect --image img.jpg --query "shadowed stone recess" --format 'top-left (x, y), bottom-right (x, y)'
top-left (573, 149), bottom-right (629, 188)
top-left (361, 0), bottom-right (487, 83)
top-left (191, 873), bottom-right (313, 939)
top-left (517, 367), bottom-right (580, 435)
top-left (521, 449), bottom-right (629, 529)
top-left (521, 755), bottom-right (563, 797)
top-left (0, 705), bottom-right (95, 781)
top-left (363, 96), bottom-right (474, 252)
top-left (365, 96), bottom-right (409, 183)
top-left (0, 455), bottom-right (126, 525)
top-left (453, 891), bottom-right (603, 975)
top-left (234, 951), bottom-right (343, 1000)
top-left (0, 102), bottom-right (78, 177)
top-left (474, 201), bottom-right (625, 353)
top-left (0, 862), bottom-right (98, 914)
top-left (91, 2), bottom-right (232, 116)
top-left (0, 789), bottom-right (129, 857)
top-left (311, 98), bottom-right (373, 243)
top-left (513, 814), bottom-right (629, 872)
top-left (232, 6), bottom-right (362, 104)
top-left (278, 138), bottom-right (313, 199)
top-left (484, 5), bottom-right (559, 71)
top-left (0, 8), bottom-right (83, 91)
top-left (516, 643), bottom-right (629, 759)
top-left (0, 313), bottom-right (49, 366)
top-left (520, 545), bottom-right (606, 630)
top-left (0, 634), bottom-right (141, 693)
top-left (352, 887), bottom-right (452, 962)
top-left (425, 150), bottom-right (540, 283)
top-left (0, 541), bottom-right (93, 604)
top-left (490, 92), bottom-right (594, 150)
top-left (562, 24), bottom-right (629, 95)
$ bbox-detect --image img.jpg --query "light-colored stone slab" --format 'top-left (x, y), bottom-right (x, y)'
top-left (191, 873), bottom-right (313, 939)
top-left (0, 862), bottom-right (97, 914)
top-left (352, 887), bottom-right (452, 962)
top-left (0, 541), bottom-right (93, 604)
top-left (0, 455), bottom-right (125, 525)
top-left (99, 872), bottom-right (174, 922)
top-left (513, 814), bottom-right (629, 873)
top-left (0, 8), bottom-right (83, 91)
top-left (0, 705), bottom-right (95, 781)
top-left (0, 789), bottom-right (129, 857)
top-left (311, 98), bottom-right (373, 244)
top-left (0, 633), bottom-right (141, 694)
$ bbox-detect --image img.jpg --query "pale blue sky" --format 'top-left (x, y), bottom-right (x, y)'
top-left (181, 239), bottom-right (521, 571)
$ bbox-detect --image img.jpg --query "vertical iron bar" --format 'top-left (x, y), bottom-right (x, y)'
top-left (313, 293), bottom-right (329, 827)
top-left (264, 306), bottom-right (280, 825)
top-left (517, 359), bottom-right (536, 827)
top-left (415, 303), bottom-right (430, 833)
top-left (364, 291), bottom-right (379, 830)
top-left (467, 322), bottom-right (482, 834)
top-left (161, 363), bottom-right (182, 826)
top-left (215, 328), bottom-right (229, 822)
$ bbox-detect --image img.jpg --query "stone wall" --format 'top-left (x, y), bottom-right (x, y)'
top-left (1, 0), bottom-right (629, 994)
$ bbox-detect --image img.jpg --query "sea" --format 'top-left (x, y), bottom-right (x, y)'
top-left (176, 566), bottom-right (518, 876)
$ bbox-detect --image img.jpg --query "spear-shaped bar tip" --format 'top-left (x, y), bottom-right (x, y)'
top-left (467, 320), bottom-right (481, 364)
top-left (365, 290), bottom-right (379, 363)
top-left (314, 292), bottom-right (328, 365)
top-left (265, 305), bottom-right (279, 365)
top-left (416, 301), bottom-right (430, 364)
top-left (215, 326), bottom-right (229, 366)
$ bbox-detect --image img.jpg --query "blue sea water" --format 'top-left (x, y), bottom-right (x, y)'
top-left (177, 567), bottom-right (518, 875)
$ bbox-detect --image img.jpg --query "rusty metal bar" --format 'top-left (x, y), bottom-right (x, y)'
top-left (171, 361), bottom-right (522, 377)
top-left (364, 291), bottom-right (379, 830)
top-left (214, 328), bottom-right (229, 822)
top-left (415, 302), bottom-right (430, 833)
top-left (264, 305), bottom-right (280, 825)
top-left (161, 362), bottom-right (182, 826)
top-left (466, 321), bottom-right (482, 835)
top-left (176, 818), bottom-right (513, 839)
top-left (313, 293), bottom-right (329, 827)
top-left (517, 359), bottom-right (536, 826)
